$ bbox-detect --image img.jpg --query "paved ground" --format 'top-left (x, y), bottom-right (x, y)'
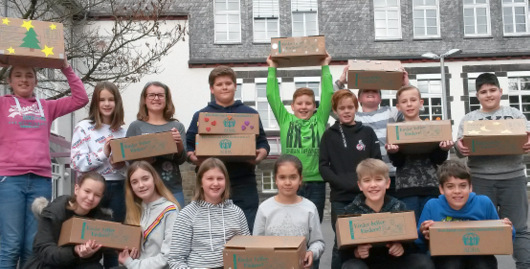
top-left (318, 214), bottom-right (523, 269)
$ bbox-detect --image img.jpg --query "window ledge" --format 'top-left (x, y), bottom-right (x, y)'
top-left (374, 38), bottom-right (403, 42)
top-left (463, 35), bottom-right (493, 39)
top-left (412, 37), bottom-right (442, 41)
top-left (503, 33), bottom-right (530, 38)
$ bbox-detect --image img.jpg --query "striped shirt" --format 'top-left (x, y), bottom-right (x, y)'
top-left (356, 106), bottom-right (402, 176)
top-left (167, 200), bottom-right (250, 269)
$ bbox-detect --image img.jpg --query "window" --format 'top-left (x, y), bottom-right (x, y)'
top-left (291, 0), bottom-right (318, 37)
top-left (413, 0), bottom-right (440, 38)
top-left (214, 0), bottom-right (241, 43)
top-left (235, 78), bottom-right (242, 100)
top-left (508, 72), bottom-right (530, 120)
top-left (417, 78), bottom-right (443, 120)
top-left (294, 77), bottom-right (320, 100)
top-left (380, 90), bottom-right (398, 107)
top-left (255, 79), bottom-right (279, 130)
top-left (466, 74), bottom-right (482, 112)
top-left (253, 0), bottom-right (280, 42)
top-left (260, 170), bottom-right (277, 193)
top-left (502, 0), bottom-right (529, 35)
top-left (374, 0), bottom-right (402, 40)
top-left (463, 0), bottom-right (491, 36)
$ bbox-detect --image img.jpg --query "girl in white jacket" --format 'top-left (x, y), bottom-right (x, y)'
top-left (118, 161), bottom-right (180, 269)
top-left (167, 158), bottom-right (250, 269)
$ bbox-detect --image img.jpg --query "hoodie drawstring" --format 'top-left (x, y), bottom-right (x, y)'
top-left (13, 96), bottom-right (45, 119)
top-left (338, 124), bottom-right (348, 148)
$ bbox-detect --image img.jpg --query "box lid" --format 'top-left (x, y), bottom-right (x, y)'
top-left (463, 119), bottom-right (527, 136)
top-left (224, 236), bottom-right (304, 250)
top-left (431, 219), bottom-right (509, 229)
top-left (348, 59), bottom-right (403, 72)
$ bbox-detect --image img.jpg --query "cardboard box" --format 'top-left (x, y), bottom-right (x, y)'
top-left (335, 211), bottom-right (417, 248)
top-left (270, 35), bottom-right (326, 67)
top-left (109, 131), bottom-right (178, 163)
top-left (348, 60), bottom-right (404, 90)
top-left (0, 17), bottom-right (65, 68)
top-left (224, 235), bottom-right (306, 269)
top-left (429, 220), bottom-right (513, 256)
top-left (198, 112), bottom-right (259, 135)
top-left (195, 134), bottom-right (256, 160)
top-left (387, 120), bottom-right (453, 154)
top-left (58, 217), bottom-right (141, 250)
top-left (462, 119), bottom-right (527, 156)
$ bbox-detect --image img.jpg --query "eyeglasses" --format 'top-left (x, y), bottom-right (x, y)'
top-left (146, 93), bottom-right (166, 100)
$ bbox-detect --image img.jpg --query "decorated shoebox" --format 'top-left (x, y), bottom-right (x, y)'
top-left (224, 236), bottom-right (307, 269)
top-left (429, 220), bottom-right (513, 256)
top-left (386, 120), bottom-right (453, 154)
top-left (198, 112), bottom-right (259, 135)
top-left (195, 134), bottom-right (255, 161)
top-left (0, 17), bottom-right (65, 68)
top-left (336, 211), bottom-right (417, 248)
top-left (462, 119), bottom-right (527, 156)
top-left (270, 35), bottom-right (326, 67)
top-left (348, 60), bottom-right (404, 90)
top-left (58, 217), bottom-right (142, 250)
top-left (109, 131), bottom-right (178, 163)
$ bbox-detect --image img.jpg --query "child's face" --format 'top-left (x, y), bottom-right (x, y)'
top-left (396, 88), bottom-right (423, 120)
top-left (98, 89), bottom-right (116, 122)
top-left (476, 84), bottom-right (502, 112)
top-left (291, 95), bottom-right (316, 120)
top-left (334, 97), bottom-right (357, 125)
top-left (74, 178), bottom-right (105, 215)
top-left (9, 66), bottom-right (37, 98)
top-left (439, 176), bottom-right (472, 211)
top-left (202, 167), bottom-right (226, 204)
top-left (357, 174), bottom-right (390, 203)
top-left (275, 162), bottom-right (302, 198)
top-left (130, 168), bottom-right (159, 203)
top-left (210, 75), bottom-right (236, 106)
top-left (358, 89), bottom-right (381, 109)
top-left (145, 85), bottom-right (167, 114)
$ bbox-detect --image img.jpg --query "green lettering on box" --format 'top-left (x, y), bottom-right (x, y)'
top-left (81, 222), bottom-right (87, 239)
top-left (120, 143), bottom-right (125, 158)
top-left (349, 220), bottom-right (355, 239)
top-left (278, 41), bottom-right (281, 53)
top-left (471, 140), bottom-right (475, 152)
top-left (233, 254), bottom-right (237, 269)
top-left (396, 126), bottom-right (400, 140)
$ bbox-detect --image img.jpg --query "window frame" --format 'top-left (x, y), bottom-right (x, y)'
top-left (412, 0), bottom-right (441, 39)
top-left (252, 0), bottom-right (280, 43)
top-left (260, 170), bottom-right (277, 193)
top-left (291, 0), bottom-right (319, 37)
top-left (214, 0), bottom-right (242, 44)
top-left (463, 0), bottom-right (491, 37)
top-left (501, 0), bottom-right (530, 36)
top-left (373, 0), bottom-right (402, 40)
top-left (254, 78), bottom-right (280, 130)
top-left (507, 71), bottom-right (530, 120)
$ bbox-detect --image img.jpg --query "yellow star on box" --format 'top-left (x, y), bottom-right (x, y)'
top-left (21, 20), bottom-right (34, 31)
top-left (49, 23), bottom-right (57, 30)
top-left (2, 18), bottom-right (10, 25)
top-left (41, 45), bottom-right (54, 57)
top-left (7, 47), bottom-right (15, 54)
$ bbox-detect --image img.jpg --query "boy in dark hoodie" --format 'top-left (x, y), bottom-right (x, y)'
top-left (319, 89), bottom-right (381, 268)
top-left (341, 158), bottom-right (434, 269)
top-left (186, 66), bottom-right (270, 232)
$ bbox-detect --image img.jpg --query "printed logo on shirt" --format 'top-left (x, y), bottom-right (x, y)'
top-left (356, 140), bottom-right (366, 151)
top-left (479, 116), bottom-right (514, 120)
top-left (7, 104), bottom-right (46, 129)
top-left (95, 136), bottom-right (106, 144)
top-left (285, 119), bottom-right (321, 156)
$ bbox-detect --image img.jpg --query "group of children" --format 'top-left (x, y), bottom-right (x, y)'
top-left (0, 53), bottom-right (529, 269)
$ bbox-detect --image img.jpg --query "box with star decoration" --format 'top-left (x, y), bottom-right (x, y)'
top-left (462, 118), bottom-right (527, 156)
top-left (0, 17), bottom-right (64, 68)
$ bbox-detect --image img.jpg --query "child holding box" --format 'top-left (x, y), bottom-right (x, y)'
top-left (253, 155), bottom-right (325, 269)
top-left (186, 66), bottom-right (270, 231)
top-left (455, 73), bottom-right (530, 269)
top-left (266, 53), bottom-right (332, 223)
top-left (386, 85), bottom-right (453, 222)
top-left (417, 160), bottom-right (514, 269)
top-left (341, 158), bottom-right (434, 269)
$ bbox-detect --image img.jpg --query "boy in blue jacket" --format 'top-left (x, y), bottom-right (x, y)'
top-left (417, 160), bottom-right (514, 269)
top-left (186, 66), bottom-right (270, 231)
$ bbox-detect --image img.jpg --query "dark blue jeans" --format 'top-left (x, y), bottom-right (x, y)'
top-left (432, 255), bottom-right (497, 269)
top-left (297, 181), bottom-right (326, 223)
top-left (0, 174), bottom-right (51, 269)
top-left (331, 201), bottom-right (354, 269)
top-left (231, 183), bottom-right (259, 233)
top-left (99, 180), bottom-right (126, 268)
top-left (342, 253), bottom-right (435, 269)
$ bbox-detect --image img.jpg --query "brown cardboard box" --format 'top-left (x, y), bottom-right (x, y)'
top-left (0, 17), bottom-right (65, 68)
top-left (336, 211), bottom-right (417, 248)
top-left (109, 132), bottom-right (178, 163)
top-left (348, 60), bottom-right (404, 90)
top-left (58, 217), bottom-right (141, 250)
top-left (223, 235), bottom-right (307, 269)
top-left (429, 220), bottom-right (513, 256)
top-left (270, 36), bottom-right (326, 67)
top-left (387, 120), bottom-right (453, 154)
top-left (462, 119), bottom-right (527, 156)
top-left (195, 134), bottom-right (256, 160)
top-left (198, 112), bottom-right (260, 135)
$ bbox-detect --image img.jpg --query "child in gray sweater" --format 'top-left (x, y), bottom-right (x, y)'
top-left (253, 155), bottom-right (325, 269)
